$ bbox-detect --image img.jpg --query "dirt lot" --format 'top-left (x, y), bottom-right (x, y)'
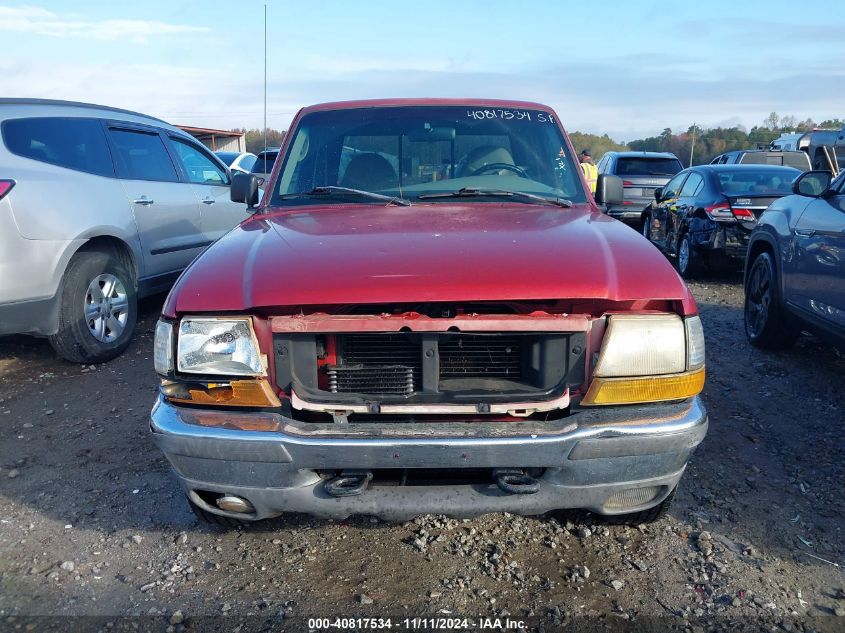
top-left (1, 277), bottom-right (844, 632)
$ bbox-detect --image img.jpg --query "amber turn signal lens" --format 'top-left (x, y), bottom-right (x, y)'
top-left (162, 379), bottom-right (281, 408)
top-left (581, 367), bottom-right (705, 406)
top-left (179, 409), bottom-right (281, 432)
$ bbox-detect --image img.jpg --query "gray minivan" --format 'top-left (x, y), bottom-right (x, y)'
top-left (0, 99), bottom-right (249, 363)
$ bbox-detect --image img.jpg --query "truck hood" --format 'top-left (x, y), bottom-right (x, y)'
top-left (165, 203), bottom-right (696, 315)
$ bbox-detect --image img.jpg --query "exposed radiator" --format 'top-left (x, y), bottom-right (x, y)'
top-left (327, 365), bottom-right (415, 396)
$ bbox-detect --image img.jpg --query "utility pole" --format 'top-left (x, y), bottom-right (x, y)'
top-left (263, 3), bottom-right (268, 156)
top-left (689, 122), bottom-right (696, 166)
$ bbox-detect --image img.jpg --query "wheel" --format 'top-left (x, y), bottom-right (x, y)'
top-left (676, 233), bottom-right (702, 278)
top-left (189, 499), bottom-right (249, 529)
top-left (601, 488), bottom-right (676, 526)
top-left (48, 250), bottom-right (137, 363)
top-left (641, 214), bottom-right (652, 240)
top-left (744, 251), bottom-right (800, 349)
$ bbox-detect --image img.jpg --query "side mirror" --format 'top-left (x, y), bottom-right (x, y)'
top-left (594, 174), bottom-right (624, 206)
top-left (231, 172), bottom-right (262, 208)
top-left (653, 187), bottom-right (663, 202)
top-left (793, 170), bottom-right (832, 197)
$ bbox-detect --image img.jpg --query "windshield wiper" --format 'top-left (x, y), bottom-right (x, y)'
top-left (278, 186), bottom-right (410, 206)
top-left (417, 187), bottom-right (573, 208)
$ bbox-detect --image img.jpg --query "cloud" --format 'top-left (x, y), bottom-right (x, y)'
top-left (3, 48), bottom-right (844, 142)
top-left (0, 5), bottom-right (210, 43)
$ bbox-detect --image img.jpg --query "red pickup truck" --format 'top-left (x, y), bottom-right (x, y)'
top-left (150, 99), bottom-right (707, 527)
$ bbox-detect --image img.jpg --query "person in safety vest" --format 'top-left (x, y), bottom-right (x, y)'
top-left (579, 149), bottom-right (598, 194)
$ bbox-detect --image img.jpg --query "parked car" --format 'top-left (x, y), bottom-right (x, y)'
top-left (835, 124), bottom-right (845, 172)
top-left (0, 98), bottom-right (249, 362)
top-left (251, 147), bottom-right (279, 180)
top-left (596, 151), bottom-right (683, 227)
top-left (150, 98), bottom-right (708, 527)
top-left (214, 151), bottom-right (257, 174)
top-left (769, 133), bottom-right (804, 151)
top-left (642, 164), bottom-right (801, 278)
top-left (744, 170), bottom-right (845, 349)
top-left (710, 149), bottom-right (810, 171)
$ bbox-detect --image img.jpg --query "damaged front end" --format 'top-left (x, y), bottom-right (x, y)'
top-left (150, 301), bottom-right (708, 522)
top-left (273, 308), bottom-right (589, 424)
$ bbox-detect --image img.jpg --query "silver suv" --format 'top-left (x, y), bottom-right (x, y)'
top-left (0, 99), bottom-right (249, 363)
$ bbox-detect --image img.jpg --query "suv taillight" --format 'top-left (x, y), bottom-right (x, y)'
top-left (0, 180), bottom-right (14, 201)
top-left (704, 201), bottom-right (734, 222)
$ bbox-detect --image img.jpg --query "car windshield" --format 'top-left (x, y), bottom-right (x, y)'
top-left (715, 167), bottom-right (799, 196)
top-left (616, 157), bottom-right (682, 176)
top-left (239, 154), bottom-right (257, 171)
top-left (252, 152), bottom-right (278, 174)
top-left (270, 105), bottom-right (587, 206)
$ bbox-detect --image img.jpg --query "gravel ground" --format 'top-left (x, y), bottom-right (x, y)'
top-left (1, 277), bottom-right (844, 632)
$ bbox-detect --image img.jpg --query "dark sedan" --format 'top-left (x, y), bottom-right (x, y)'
top-left (744, 170), bottom-right (845, 349)
top-left (642, 165), bottom-right (801, 278)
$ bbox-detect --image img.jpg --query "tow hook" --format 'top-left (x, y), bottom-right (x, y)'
top-left (493, 468), bottom-right (540, 495)
top-left (324, 471), bottom-right (373, 498)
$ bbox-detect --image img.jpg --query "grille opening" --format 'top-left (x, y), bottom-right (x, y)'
top-left (439, 335), bottom-right (523, 379)
top-left (333, 333), bottom-right (422, 395)
top-left (278, 329), bottom-right (583, 408)
top-left (318, 468), bottom-right (545, 487)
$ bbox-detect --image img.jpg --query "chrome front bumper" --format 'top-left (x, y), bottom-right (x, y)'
top-left (150, 396), bottom-right (708, 521)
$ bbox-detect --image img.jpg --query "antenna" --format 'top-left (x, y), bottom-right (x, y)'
top-left (263, 3), bottom-right (268, 157)
top-left (689, 122), bottom-right (696, 166)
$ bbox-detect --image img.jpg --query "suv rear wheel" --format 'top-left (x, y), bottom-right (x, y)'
top-left (744, 251), bottom-right (799, 349)
top-left (48, 250), bottom-right (137, 363)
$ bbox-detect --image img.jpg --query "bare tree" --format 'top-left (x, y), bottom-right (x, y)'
top-left (764, 112), bottom-right (780, 130)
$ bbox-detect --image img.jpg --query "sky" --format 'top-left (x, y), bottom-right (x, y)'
top-left (2, 0), bottom-right (844, 142)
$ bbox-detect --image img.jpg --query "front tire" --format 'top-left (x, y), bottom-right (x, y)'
top-left (744, 251), bottom-right (799, 349)
top-left (48, 250), bottom-right (137, 364)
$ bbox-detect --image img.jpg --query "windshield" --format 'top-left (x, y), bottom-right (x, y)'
top-left (715, 167), bottom-right (799, 196)
top-left (616, 157), bottom-right (682, 176)
top-left (239, 154), bottom-right (257, 171)
top-left (270, 106), bottom-right (587, 206)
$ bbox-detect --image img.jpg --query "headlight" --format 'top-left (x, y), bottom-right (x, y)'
top-left (153, 320), bottom-right (174, 375)
top-left (593, 314), bottom-right (687, 377)
top-left (177, 318), bottom-right (264, 376)
top-left (582, 314), bottom-right (705, 406)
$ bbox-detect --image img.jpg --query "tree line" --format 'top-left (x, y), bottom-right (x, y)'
top-left (572, 112), bottom-right (844, 167)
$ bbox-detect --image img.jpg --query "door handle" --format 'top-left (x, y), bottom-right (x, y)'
top-left (794, 229), bottom-right (815, 237)
top-left (133, 197), bottom-right (154, 206)
top-left (201, 197), bottom-right (216, 205)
